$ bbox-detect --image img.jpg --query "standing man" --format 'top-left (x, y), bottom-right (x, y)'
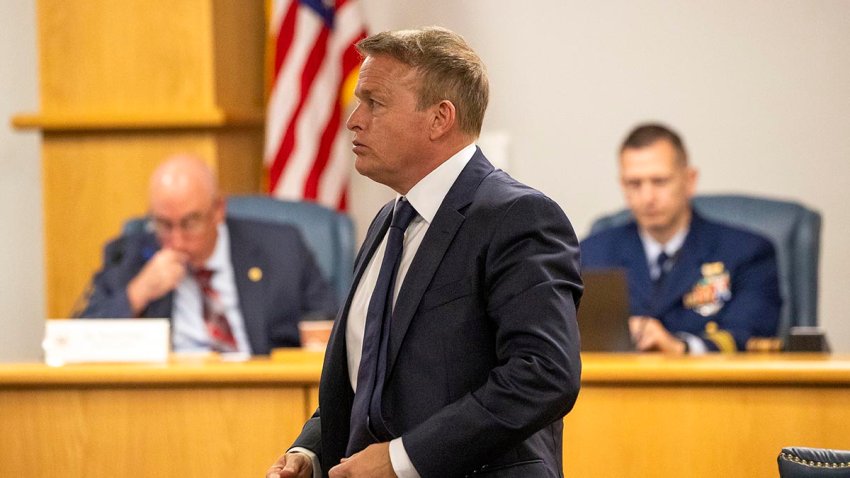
top-left (581, 124), bottom-right (781, 354)
top-left (79, 154), bottom-right (337, 354)
top-left (267, 27), bottom-right (582, 478)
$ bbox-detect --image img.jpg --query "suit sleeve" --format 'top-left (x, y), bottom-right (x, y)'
top-left (403, 194), bottom-right (583, 477)
top-left (291, 408), bottom-right (323, 457)
top-left (700, 237), bottom-right (781, 351)
top-left (77, 236), bottom-right (139, 318)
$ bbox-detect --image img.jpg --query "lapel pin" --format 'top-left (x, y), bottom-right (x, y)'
top-left (248, 266), bottom-right (263, 282)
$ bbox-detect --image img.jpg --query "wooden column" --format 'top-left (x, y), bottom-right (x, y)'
top-left (13, 0), bottom-right (266, 317)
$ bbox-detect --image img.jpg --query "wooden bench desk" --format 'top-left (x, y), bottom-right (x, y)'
top-left (2, 352), bottom-right (848, 477)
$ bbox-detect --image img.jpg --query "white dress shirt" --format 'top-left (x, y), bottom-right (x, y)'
top-left (292, 143), bottom-right (476, 478)
top-left (638, 227), bottom-right (688, 281)
top-left (171, 223), bottom-right (252, 354)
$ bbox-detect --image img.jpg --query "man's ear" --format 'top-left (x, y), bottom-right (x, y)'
top-left (685, 167), bottom-right (699, 198)
top-left (213, 195), bottom-right (227, 225)
top-left (429, 100), bottom-right (457, 140)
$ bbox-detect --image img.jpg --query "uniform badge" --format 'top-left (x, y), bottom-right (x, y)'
top-left (683, 262), bottom-right (731, 317)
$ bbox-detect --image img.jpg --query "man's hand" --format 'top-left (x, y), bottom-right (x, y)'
top-left (629, 316), bottom-right (686, 355)
top-left (126, 249), bottom-right (188, 314)
top-left (266, 451), bottom-right (313, 478)
top-left (328, 442), bottom-right (397, 478)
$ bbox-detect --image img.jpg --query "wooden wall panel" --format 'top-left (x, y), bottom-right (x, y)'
top-left (37, 0), bottom-right (216, 114)
top-left (21, 0), bottom-right (266, 316)
top-left (215, 129), bottom-right (265, 195)
top-left (210, 0), bottom-right (266, 112)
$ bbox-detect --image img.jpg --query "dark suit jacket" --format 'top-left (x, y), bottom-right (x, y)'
top-left (292, 149), bottom-right (583, 477)
top-left (580, 212), bottom-right (781, 351)
top-left (79, 217), bottom-right (337, 354)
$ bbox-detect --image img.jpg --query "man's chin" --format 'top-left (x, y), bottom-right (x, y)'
top-left (353, 156), bottom-right (372, 177)
top-left (638, 218), bottom-right (672, 234)
top-left (354, 159), bottom-right (383, 184)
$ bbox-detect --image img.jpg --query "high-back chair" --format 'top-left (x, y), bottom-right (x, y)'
top-left (588, 194), bottom-right (822, 339)
top-left (124, 195), bottom-right (356, 304)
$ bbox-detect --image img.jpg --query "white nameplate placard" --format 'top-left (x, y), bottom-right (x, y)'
top-left (43, 319), bottom-right (170, 366)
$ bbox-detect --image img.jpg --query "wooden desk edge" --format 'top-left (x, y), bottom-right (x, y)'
top-left (0, 358), bottom-right (324, 387)
top-left (3, 352), bottom-right (850, 387)
top-left (580, 352), bottom-right (850, 385)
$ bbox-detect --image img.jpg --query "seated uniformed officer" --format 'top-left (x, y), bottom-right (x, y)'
top-left (581, 123), bottom-right (781, 354)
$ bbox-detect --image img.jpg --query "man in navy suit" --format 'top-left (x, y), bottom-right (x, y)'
top-left (267, 27), bottom-right (582, 478)
top-left (581, 124), bottom-right (781, 354)
top-left (79, 154), bottom-right (337, 354)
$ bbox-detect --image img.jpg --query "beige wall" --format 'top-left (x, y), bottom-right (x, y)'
top-left (354, 0), bottom-right (850, 352)
top-left (2, 1), bottom-right (848, 357)
top-left (0, 1), bottom-right (43, 361)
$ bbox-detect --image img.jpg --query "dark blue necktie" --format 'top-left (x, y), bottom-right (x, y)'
top-left (652, 251), bottom-right (672, 305)
top-left (650, 251), bottom-right (670, 317)
top-left (655, 251), bottom-right (671, 284)
top-left (347, 198), bottom-right (417, 455)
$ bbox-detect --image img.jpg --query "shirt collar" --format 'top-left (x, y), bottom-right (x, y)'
top-left (639, 224), bottom-right (689, 263)
top-left (402, 143), bottom-right (476, 224)
top-left (204, 222), bottom-right (230, 271)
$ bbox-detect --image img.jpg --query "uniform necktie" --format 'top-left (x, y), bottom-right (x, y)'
top-left (193, 268), bottom-right (238, 353)
top-left (655, 251), bottom-right (671, 284)
top-left (347, 198), bottom-right (417, 455)
top-left (651, 251), bottom-right (674, 307)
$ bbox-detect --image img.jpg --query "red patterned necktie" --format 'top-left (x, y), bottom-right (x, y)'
top-left (193, 268), bottom-right (238, 353)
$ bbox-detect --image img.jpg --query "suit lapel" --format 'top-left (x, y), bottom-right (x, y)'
top-left (387, 149), bottom-right (494, 376)
top-left (324, 202), bottom-right (394, 389)
top-left (353, 203), bottom-right (395, 291)
top-left (655, 213), bottom-right (712, 314)
top-left (227, 220), bottom-right (268, 353)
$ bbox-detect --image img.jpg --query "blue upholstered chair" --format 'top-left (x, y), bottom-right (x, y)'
top-left (778, 447), bottom-right (850, 477)
top-left (123, 195), bottom-right (355, 304)
top-left (588, 194), bottom-right (822, 338)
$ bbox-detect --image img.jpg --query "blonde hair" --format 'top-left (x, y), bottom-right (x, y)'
top-left (357, 26), bottom-right (489, 136)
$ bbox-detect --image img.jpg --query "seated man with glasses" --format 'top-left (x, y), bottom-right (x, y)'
top-left (78, 154), bottom-right (338, 354)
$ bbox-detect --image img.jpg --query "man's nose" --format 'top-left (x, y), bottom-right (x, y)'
top-left (638, 183), bottom-right (657, 205)
top-left (346, 103), bottom-right (363, 131)
top-left (164, 229), bottom-right (187, 250)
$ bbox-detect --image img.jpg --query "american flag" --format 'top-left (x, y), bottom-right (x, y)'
top-left (264, 0), bottom-right (366, 210)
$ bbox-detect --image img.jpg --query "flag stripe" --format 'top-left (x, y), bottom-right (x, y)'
top-left (302, 7), bottom-right (366, 200)
top-left (267, 14), bottom-right (328, 190)
top-left (264, 9), bottom-right (322, 162)
top-left (264, 0), bottom-right (365, 210)
top-left (273, 26), bottom-right (332, 198)
top-left (272, 0), bottom-right (299, 82)
top-left (313, 38), bottom-right (364, 205)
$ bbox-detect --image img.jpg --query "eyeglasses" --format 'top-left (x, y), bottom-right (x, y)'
top-left (149, 209), bottom-right (213, 237)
